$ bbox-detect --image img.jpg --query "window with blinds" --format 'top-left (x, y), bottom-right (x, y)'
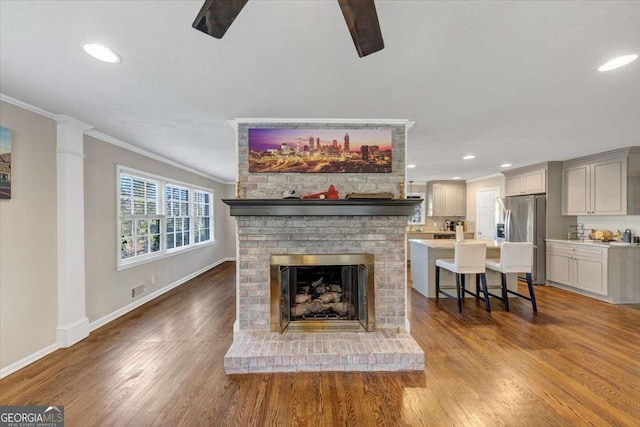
top-left (166, 184), bottom-right (190, 250)
top-left (117, 166), bottom-right (215, 268)
top-left (194, 190), bottom-right (212, 243)
top-left (119, 173), bottom-right (162, 260)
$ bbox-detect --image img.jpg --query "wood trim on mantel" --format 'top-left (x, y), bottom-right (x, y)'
top-left (222, 199), bottom-right (422, 216)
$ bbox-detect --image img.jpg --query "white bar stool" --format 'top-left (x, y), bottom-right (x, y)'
top-left (485, 242), bottom-right (537, 312)
top-left (435, 243), bottom-right (490, 313)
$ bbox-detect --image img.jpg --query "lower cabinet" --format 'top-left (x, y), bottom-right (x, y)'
top-left (546, 242), bottom-right (607, 295)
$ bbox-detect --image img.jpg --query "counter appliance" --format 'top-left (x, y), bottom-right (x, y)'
top-left (495, 195), bottom-right (546, 284)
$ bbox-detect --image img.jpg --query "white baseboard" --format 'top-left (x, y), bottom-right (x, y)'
top-left (0, 343), bottom-right (58, 380)
top-left (0, 258), bottom-right (234, 380)
top-left (90, 257), bottom-right (234, 332)
top-left (404, 318), bottom-right (411, 333)
top-left (57, 317), bottom-right (90, 347)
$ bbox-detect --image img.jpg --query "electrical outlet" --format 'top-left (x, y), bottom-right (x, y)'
top-left (131, 283), bottom-right (146, 299)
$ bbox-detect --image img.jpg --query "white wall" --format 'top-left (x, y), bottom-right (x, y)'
top-left (0, 101), bottom-right (58, 369)
top-left (577, 215), bottom-right (640, 239)
top-left (465, 175), bottom-right (506, 224)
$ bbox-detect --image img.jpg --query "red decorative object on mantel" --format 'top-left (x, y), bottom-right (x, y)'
top-left (303, 185), bottom-right (339, 200)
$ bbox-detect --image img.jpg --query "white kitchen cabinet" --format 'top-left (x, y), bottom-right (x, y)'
top-left (426, 181), bottom-right (466, 217)
top-left (562, 164), bottom-right (590, 214)
top-left (563, 158), bottom-right (626, 215)
top-left (504, 169), bottom-right (546, 196)
top-left (546, 241), bottom-right (607, 296)
top-left (562, 147), bottom-right (640, 215)
top-left (546, 240), bottom-right (640, 303)
top-left (547, 249), bottom-right (571, 284)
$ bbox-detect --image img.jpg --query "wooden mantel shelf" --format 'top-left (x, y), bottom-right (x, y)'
top-left (222, 199), bottom-right (422, 216)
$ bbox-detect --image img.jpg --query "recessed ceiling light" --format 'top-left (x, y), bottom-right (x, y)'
top-left (406, 164), bottom-right (416, 168)
top-left (501, 163), bottom-right (512, 168)
top-left (463, 155), bottom-right (475, 160)
top-left (452, 176), bottom-right (461, 180)
top-left (83, 43), bottom-right (121, 63)
top-left (598, 54), bottom-right (637, 72)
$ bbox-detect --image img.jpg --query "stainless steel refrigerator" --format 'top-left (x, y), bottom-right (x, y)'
top-left (495, 194), bottom-right (546, 284)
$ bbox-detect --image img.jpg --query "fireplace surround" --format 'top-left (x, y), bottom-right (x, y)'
top-left (270, 254), bottom-right (375, 333)
top-left (223, 119), bottom-right (424, 373)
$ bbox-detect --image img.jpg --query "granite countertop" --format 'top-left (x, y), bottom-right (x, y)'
top-left (546, 239), bottom-right (640, 249)
top-left (409, 239), bottom-right (503, 249)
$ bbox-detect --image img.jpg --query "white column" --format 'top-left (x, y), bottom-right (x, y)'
top-left (55, 116), bottom-right (92, 347)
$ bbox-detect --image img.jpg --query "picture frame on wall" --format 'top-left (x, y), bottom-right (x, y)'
top-left (0, 127), bottom-right (11, 200)
top-left (247, 128), bottom-right (392, 173)
top-left (407, 193), bottom-right (426, 225)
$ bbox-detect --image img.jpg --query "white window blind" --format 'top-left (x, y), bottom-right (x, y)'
top-left (166, 184), bottom-right (190, 250)
top-left (194, 190), bottom-right (212, 243)
top-left (117, 166), bottom-right (215, 269)
top-left (119, 174), bottom-right (161, 260)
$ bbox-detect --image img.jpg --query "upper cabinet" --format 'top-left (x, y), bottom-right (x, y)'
top-left (426, 181), bottom-right (466, 217)
top-left (504, 168), bottom-right (546, 196)
top-left (562, 147), bottom-right (640, 216)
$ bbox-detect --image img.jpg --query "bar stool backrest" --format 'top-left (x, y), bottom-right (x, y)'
top-left (500, 242), bottom-right (533, 273)
top-left (453, 243), bottom-right (487, 270)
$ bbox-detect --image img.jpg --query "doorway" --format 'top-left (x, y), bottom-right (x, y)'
top-left (476, 187), bottom-right (500, 241)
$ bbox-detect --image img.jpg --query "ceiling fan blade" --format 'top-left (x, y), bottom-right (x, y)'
top-left (192, 0), bottom-right (249, 39)
top-left (337, 0), bottom-right (384, 57)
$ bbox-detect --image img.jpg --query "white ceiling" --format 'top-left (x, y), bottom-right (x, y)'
top-left (1, 1), bottom-right (639, 183)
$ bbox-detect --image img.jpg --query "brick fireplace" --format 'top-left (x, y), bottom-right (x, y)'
top-left (223, 119), bottom-right (424, 373)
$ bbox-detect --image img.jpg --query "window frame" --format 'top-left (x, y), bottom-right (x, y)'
top-left (116, 165), bottom-right (215, 271)
top-left (193, 189), bottom-right (213, 245)
top-left (407, 193), bottom-right (426, 225)
top-left (165, 183), bottom-right (192, 253)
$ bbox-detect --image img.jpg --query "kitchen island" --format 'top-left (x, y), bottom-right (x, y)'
top-left (407, 230), bottom-right (475, 259)
top-left (409, 239), bottom-right (518, 298)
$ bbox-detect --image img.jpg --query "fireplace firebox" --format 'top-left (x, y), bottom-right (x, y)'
top-left (270, 254), bottom-right (375, 333)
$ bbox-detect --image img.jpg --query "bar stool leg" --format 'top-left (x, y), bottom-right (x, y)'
top-left (475, 274), bottom-right (480, 300)
top-left (501, 273), bottom-right (510, 312)
top-left (435, 266), bottom-right (440, 299)
top-left (480, 273), bottom-right (491, 312)
top-left (526, 272), bottom-right (537, 313)
top-left (461, 274), bottom-right (466, 297)
top-left (455, 274), bottom-right (463, 313)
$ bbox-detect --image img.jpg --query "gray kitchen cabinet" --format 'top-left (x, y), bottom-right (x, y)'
top-left (546, 240), bottom-right (640, 303)
top-left (562, 147), bottom-right (640, 215)
top-left (426, 181), bottom-right (466, 217)
top-left (547, 241), bottom-right (607, 295)
top-left (504, 168), bottom-right (546, 196)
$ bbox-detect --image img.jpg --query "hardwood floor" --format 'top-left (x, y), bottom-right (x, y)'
top-left (1, 261), bottom-right (639, 426)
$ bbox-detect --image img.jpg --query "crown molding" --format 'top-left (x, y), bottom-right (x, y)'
top-left (231, 118), bottom-right (414, 127)
top-left (562, 146), bottom-right (640, 168)
top-left (465, 173), bottom-right (504, 183)
top-left (1, 93), bottom-right (58, 120)
top-left (54, 115), bottom-right (93, 131)
top-left (1, 93), bottom-right (232, 184)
